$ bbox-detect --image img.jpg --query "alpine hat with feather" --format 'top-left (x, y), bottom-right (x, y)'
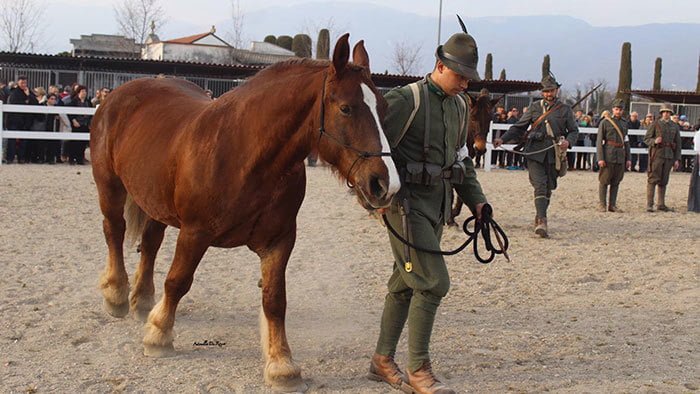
top-left (436, 15), bottom-right (481, 81)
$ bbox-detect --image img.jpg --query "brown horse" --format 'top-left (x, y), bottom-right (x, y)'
top-left (448, 89), bottom-right (502, 224)
top-left (90, 34), bottom-right (399, 392)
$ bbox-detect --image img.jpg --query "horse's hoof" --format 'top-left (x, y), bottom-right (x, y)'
top-left (103, 299), bottom-right (129, 318)
top-left (268, 377), bottom-right (308, 393)
top-left (143, 343), bottom-right (176, 358)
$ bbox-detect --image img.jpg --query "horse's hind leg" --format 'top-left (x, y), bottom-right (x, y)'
top-left (95, 178), bottom-right (130, 318)
top-left (130, 219), bottom-right (167, 322)
top-left (257, 232), bottom-right (307, 392)
top-left (143, 227), bottom-right (210, 357)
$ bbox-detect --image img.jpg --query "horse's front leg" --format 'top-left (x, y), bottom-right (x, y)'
top-left (142, 228), bottom-right (210, 357)
top-left (258, 231), bottom-right (307, 392)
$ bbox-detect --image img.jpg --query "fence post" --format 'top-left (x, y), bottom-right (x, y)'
top-left (484, 121), bottom-right (493, 172)
top-left (0, 100), bottom-right (4, 166)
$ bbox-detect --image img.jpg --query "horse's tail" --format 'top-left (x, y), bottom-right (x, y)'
top-left (124, 194), bottom-right (148, 247)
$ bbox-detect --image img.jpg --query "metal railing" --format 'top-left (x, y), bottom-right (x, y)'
top-left (483, 122), bottom-right (696, 172)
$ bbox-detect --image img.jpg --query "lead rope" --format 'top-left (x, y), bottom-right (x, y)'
top-left (382, 203), bottom-right (510, 265)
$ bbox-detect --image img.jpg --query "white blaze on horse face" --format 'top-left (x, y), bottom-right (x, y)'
top-left (360, 83), bottom-right (400, 197)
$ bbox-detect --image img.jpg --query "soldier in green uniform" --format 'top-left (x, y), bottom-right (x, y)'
top-left (493, 74), bottom-right (578, 237)
top-left (368, 31), bottom-right (487, 394)
top-left (596, 99), bottom-right (631, 212)
top-left (644, 103), bottom-right (682, 212)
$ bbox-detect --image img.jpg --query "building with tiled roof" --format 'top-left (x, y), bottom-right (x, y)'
top-left (142, 26), bottom-right (294, 66)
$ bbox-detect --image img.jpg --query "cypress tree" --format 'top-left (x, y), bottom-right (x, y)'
top-left (499, 68), bottom-right (506, 80)
top-left (653, 57), bottom-right (662, 91)
top-left (263, 35), bottom-right (276, 44)
top-left (276, 35), bottom-right (293, 51)
top-left (541, 54), bottom-right (550, 79)
top-left (316, 29), bottom-right (330, 60)
top-left (292, 34), bottom-right (312, 58)
top-left (615, 42), bottom-right (632, 111)
top-left (485, 53), bottom-right (493, 80)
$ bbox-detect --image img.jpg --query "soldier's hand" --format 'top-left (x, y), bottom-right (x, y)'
top-left (655, 136), bottom-right (662, 144)
top-left (493, 138), bottom-right (503, 148)
top-left (673, 160), bottom-right (680, 170)
top-left (598, 160), bottom-right (606, 168)
top-left (626, 160), bottom-right (632, 170)
top-left (559, 139), bottom-right (570, 150)
top-left (475, 202), bottom-right (486, 220)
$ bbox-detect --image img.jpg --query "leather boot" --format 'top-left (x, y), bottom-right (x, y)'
top-left (535, 217), bottom-right (548, 238)
top-left (646, 183), bottom-right (655, 212)
top-left (608, 184), bottom-right (622, 212)
top-left (407, 360), bottom-right (455, 394)
top-left (657, 186), bottom-right (673, 211)
top-left (598, 184), bottom-right (608, 212)
top-left (368, 353), bottom-right (409, 391)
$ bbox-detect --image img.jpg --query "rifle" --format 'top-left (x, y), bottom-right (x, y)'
top-left (571, 82), bottom-right (603, 110)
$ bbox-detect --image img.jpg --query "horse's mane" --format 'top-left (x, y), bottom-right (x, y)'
top-left (246, 57), bottom-right (365, 87)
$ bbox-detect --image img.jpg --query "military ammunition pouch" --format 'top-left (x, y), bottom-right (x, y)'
top-left (528, 128), bottom-right (546, 142)
top-left (401, 161), bottom-right (467, 186)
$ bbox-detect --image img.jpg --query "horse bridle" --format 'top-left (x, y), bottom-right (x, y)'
top-left (317, 73), bottom-right (392, 169)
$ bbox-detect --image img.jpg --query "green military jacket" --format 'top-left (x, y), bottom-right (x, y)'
top-left (644, 119), bottom-right (682, 160)
top-left (500, 98), bottom-right (579, 163)
top-left (383, 76), bottom-right (487, 225)
top-left (596, 116), bottom-right (630, 164)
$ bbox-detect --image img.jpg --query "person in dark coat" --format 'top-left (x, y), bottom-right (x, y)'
top-left (66, 85), bottom-right (93, 165)
top-left (4, 76), bottom-right (38, 163)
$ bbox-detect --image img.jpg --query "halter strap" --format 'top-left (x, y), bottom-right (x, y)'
top-left (317, 72), bottom-right (392, 159)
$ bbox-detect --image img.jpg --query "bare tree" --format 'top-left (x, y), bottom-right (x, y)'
top-left (391, 40), bottom-right (422, 76)
top-left (0, 0), bottom-right (45, 52)
top-left (225, 0), bottom-right (245, 49)
top-left (114, 0), bottom-right (166, 44)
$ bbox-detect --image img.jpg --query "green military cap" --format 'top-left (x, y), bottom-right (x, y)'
top-left (611, 98), bottom-right (625, 109)
top-left (540, 74), bottom-right (561, 91)
top-left (659, 103), bottom-right (674, 114)
top-left (436, 33), bottom-right (481, 81)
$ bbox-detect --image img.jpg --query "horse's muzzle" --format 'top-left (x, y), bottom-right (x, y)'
top-left (356, 174), bottom-right (395, 210)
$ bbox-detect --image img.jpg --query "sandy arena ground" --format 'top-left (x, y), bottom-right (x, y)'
top-left (1, 163), bottom-right (698, 393)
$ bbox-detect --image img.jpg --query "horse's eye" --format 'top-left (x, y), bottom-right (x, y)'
top-left (339, 105), bottom-right (352, 116)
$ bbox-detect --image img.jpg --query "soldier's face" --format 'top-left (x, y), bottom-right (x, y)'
top-left (612, 107), bottom-right (623, 117)
top-left (542, 88), bottom-right (557, 102)
top-left (435, 62), bottom-right (469, 96)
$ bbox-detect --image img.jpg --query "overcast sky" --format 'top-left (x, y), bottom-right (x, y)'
top-left (38, 0), bottom-right (700, 55)
top-left (63, 0), bottom-right (700, 27)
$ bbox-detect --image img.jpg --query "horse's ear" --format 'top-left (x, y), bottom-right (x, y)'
top-left (490, 95), bottom-right (505, 107)
top-left (331, 33), bottom-right (351, 77)
top-left (352, 40), bottom-right (370, 73)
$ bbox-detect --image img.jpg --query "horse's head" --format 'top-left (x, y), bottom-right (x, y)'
top-left (467, 92), bottom-right (503, 156)
top-left (317, 34), bottom-right (399, 210)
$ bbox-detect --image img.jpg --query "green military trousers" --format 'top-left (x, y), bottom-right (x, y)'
top-left (599, 163), bottom-right (625, 186)
top-left (375, 203), bottom-right (450, 372)
top-left (527, 158), bottom-right (558, 218)
top-left (648, 156), bottom-right (674, 186)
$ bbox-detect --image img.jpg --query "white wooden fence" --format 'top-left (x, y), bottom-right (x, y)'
top-left (483, 122), bottom-right (696, 172)
top-left (0, 103), bottom-right (97, 165)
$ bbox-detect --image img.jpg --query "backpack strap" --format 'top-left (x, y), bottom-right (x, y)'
top-left (391, 81), bottom-right (422, 148)
top-left (455, 93), bottom-right (467, 149)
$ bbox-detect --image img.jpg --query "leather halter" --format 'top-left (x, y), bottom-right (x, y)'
top-left (317, 73), bottom-right (392, 160)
